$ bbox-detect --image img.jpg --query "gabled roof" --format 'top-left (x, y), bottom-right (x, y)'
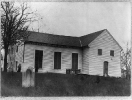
top-left (79, 29), bottom-right (105, 46)
top-left (105, 29), bottom-right (123, 50)
top-left (25, 29), bottom-right (121, 49)
top-left (26, 31), bottom-right (81, 47)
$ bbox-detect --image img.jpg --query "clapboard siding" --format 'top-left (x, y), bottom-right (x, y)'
top-left (15, 29), bottom-right (122, 77)
top-left (88, 30), bottom-right (121, 77)
top-left (24, 44), bottom-right (82, 74)
top-left (82, 47), bottom-right (89, 74)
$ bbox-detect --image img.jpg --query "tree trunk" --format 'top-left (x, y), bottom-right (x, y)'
top-left (4, 47), bottom-right (8, 72)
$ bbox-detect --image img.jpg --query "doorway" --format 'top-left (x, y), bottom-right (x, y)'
top-left (54, 52), bottom-right (61, 69)
top-left (35, 50), bottom-right (43, 72)
top-left (103, 61), bottom-right (108, 76)
top-left (72, 53), bottom-right (78, 70)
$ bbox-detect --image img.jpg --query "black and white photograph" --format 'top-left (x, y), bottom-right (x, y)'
top-left (1, 1), bottom-right (131, 97)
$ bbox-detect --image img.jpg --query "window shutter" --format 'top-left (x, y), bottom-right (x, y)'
top-left (110, 50), bottom-right (114, 56)
top-left (72, 53), bottom-right (78, 70)
top-left (58, 52), bottom-right (61, 69)
top-left (98, 49), bottom-right (102, 55)
top-left (39, 51), bottom-right (43, 68)
top-left (54, 52), bottom-right (57, 69)
top-left (35, 50), bottom-right (43, 69)
top-left (54, 52), bottom-right (61, 69)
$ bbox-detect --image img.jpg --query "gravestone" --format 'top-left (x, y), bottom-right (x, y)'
top-left (22, 65), bottom-right (35, 87)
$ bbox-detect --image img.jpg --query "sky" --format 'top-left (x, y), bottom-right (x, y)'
top-left (27, 2), bottom-right (131, 51)
top-left (1, 2), bottom-right (131, 55)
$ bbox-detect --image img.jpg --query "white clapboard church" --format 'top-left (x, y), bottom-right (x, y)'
top-left (8, 29), bottom-right (123, 77)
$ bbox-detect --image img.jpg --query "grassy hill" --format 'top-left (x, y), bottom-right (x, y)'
top-left (1, 72), bottom-right (131, 96)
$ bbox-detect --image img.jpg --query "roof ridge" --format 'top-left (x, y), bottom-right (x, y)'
top-left (28, 29), bottom-right (106, 38)
top-left (79, 29), bottom-right (106, 38)
top-left (28, 31), bottom-right (79, 38)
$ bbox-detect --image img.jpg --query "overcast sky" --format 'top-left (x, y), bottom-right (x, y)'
top-left (19, 2), bottom-right (131, 51)
top-left (27, 2), bottom-right (131, 51)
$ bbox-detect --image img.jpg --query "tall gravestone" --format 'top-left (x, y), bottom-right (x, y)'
top-left (22, 63), bottom-right (35, 87)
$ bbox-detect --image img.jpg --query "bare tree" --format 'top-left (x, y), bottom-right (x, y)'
top-left (1, 2), bottom-right (35, 72)
top-left (121, 43), bottom-right (131, 79)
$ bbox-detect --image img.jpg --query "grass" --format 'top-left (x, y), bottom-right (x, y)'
top-left (1, 72), bottom-right (131, 96)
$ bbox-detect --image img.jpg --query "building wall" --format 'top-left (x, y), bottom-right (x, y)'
top-left (23, 44), bottom-right (82, 74)
top-left (15, 30), bottom-right (121, 77)
top-left (82, 47), bottom-right (89, 74)
top-left (87, 30), bottom-right (121, 77)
